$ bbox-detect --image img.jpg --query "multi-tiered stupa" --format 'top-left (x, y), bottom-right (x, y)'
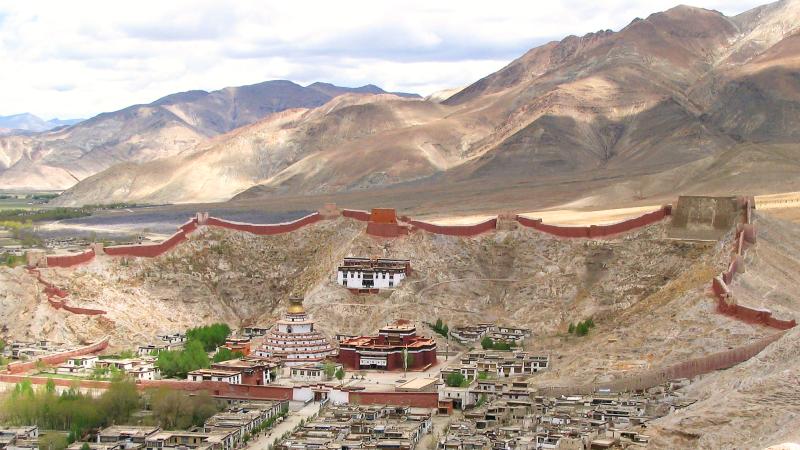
top-left (253, 297), bottom-right (335, 366)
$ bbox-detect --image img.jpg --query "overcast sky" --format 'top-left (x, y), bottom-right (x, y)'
top-left (0, 0), bottom-right (765, 119)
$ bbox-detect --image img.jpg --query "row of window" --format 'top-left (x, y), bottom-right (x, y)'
top-left (342, 272), bottom-right (397, 279)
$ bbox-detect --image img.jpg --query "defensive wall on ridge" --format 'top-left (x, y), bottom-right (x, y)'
top-left (707, 197), bottom-right (796, 330)
top-left (536, 331), bottom-right (786, 396)
top-left (515, 205), bottom-right (672, 239)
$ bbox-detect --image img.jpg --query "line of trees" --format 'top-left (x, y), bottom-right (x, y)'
top-left (0, 378), bottom-right (138, 444)
top-left (430, 319), bottom-right (449, 338)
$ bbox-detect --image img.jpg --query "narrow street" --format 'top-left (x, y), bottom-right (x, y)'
top-left (246, 401), bottom-right (321, 449)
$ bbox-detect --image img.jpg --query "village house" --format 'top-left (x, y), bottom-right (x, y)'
top-left (0, 426), bottom-right (39, 450)
top-left (241, 326), bottom-right (271, 337)
top-left (187, 369), bottom-right (242, 384)
top-left (204, 401), bottom-right (287, 439)
top-left (95, 425), bottom-right (161, 447)
top-left (220, 337), bottom-right (251, 356)
top-left (55, 355), bottom-right (99, 375)
top-left (289, 362), bottom-right (343, 382)
top-left (276, 404), bottom-right (431, 450)
top-left (210, 358), bottom-right (279, 385)
top-left (144, 429), bottom-right (238, 450)
top-left (336, 257), bottom-right (411, 292)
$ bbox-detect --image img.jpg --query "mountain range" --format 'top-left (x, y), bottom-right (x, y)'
top-left (0, 113), bottom-right (82, 135)
top-left (7, 0), bottom-right (800, 207)
top-left (0, 81), bottom-right (418, 191)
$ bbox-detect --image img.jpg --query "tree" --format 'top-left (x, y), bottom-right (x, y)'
top-left (335, 367), bottom-right (345, 383)
top-left (576, 322), bottom-right (589, 336)
top-left (586, 318), bottom-right (595, 328)
top-left (322, 362), bottom-right (337, 380)
top-left (568, 323), bottom-right (575, 334)
top-left (445, 372), bottom-right (466, 387)
top-left (212, 348), bottom-right (243, 363)
top-left (435, 318), bottom-right (443, 330)
top-left (481, 336), bottom-right (494, 350)
top-left (81, 443), bottom-right (91, 450)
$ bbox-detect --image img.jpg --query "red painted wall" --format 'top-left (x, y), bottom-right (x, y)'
top-left (342, 209), bottom-right (371, 221)
top-left (515, 206), bottom-right (671, 239)
top-left (366, 222), bottom-right (409, 238)
top-left (349, 391), bottom-right (438, 408)
top-left (409, 218), bottom-right (498, 237)
top-left (206, 213), bottom-right (321, 236)
top-left (46, 249), bottom-right (96, 268)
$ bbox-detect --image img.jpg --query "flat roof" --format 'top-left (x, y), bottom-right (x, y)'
top-left (397, 378), bottom-right (438, 389)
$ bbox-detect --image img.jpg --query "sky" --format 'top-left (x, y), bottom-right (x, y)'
top-left (0, 0), bottom-right (766, 120)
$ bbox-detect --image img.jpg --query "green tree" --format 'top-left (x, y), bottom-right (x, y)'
top-left (585, 318), bottom-right (595, 328)
top-left (322, 362), bottom-right (337, 380)
top-left (445, 372), bottom-right (466, 387)
top-left (212, 348), bottom-right (243, 363)
top-left (480, 336), bottom-right (493, 350)
top-left (568, 323), bottom-right (575, 334)
top-left (576, 322), bottom-right (589, 336)
top-left (335, 367), bottom-right (345, 383)
top-left (81, 443), bottom-right (91, 450)
top-left (185, 323), bottom-right (231, 352)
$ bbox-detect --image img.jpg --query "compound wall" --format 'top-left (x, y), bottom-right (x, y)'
top-left (6, 337), bottom-right (110, 374)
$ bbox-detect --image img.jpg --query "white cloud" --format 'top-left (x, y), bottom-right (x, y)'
top-left (0, 0), bottom-right (765, 119)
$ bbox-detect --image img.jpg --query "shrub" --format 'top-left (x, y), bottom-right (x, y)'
top-left (445, 372), bottom-right (467, 387)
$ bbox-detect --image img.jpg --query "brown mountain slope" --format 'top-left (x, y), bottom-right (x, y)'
top-left (0, 80), bottom-right (414, 191)
top-left (56, 0), bottom-right (800, 207)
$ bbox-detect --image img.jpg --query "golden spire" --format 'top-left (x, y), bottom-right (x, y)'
top-left (287, 297), bottom-right (305, 314)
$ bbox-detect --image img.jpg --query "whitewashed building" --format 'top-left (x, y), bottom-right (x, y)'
top-left (187, 369), bottom-right (242, 384)
top-left (336, 257), bottom-right (411, 290)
